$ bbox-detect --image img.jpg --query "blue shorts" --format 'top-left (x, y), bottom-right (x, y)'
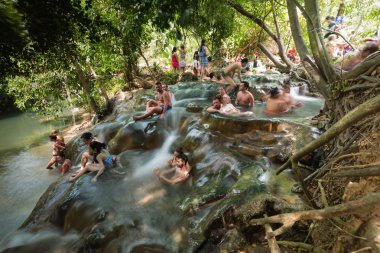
top-left (160, 105), bottom-right (172, 111)
top-left (103, 155), bottom-right (113, 168)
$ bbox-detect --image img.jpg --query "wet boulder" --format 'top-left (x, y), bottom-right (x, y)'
top-left (186, 102), bottom-right (204, 113)
top-left (201, 113), bottom-right (286, 135)
top-left (108, 119), bottom-right (163, 154)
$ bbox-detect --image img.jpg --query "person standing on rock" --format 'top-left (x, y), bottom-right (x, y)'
top-left (236, 81), bottom-right (254, 110)
top-left (133, 82), bottom-right (172, 121)
top-left (199, 39), bottom-right (209, 80)
top-left (171, 47), bottom-right (179, 73)
top-left (69, 141), bottom-right (113, 182)
top-left (222, 58), bottom-right (249, 92)
top-left (179, 44), bottom-right (186, 73)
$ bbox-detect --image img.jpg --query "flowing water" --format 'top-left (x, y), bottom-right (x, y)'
top-left (0, 79), bottom-right (323, 252)
top-left (0, 113), bottom-right (69, 239)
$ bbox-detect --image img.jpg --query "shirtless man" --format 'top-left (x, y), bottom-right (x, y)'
top-left (282, 83), bottom-right (303, 108)
top-left (206, 94), bottom-right (222, 113)
top-left (163, 84), bottom-right (173, 102)
top-left (154, 153), bottom-right (190, 185)
top-left (235, 81), bottom-right (254, 110)
top-left (146, 82), bottom-right (164, 111)
top-left (222, 58), bottom-right (249, 92)
top-left (265, 87), bottom-right (289, 115)
top-left (134, 82), bottom-right (172, 120)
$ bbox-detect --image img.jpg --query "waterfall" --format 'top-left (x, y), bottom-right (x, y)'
top-left (132, 132), bottom-right (177, 178)
top-left (132, 108), bottom-right (183, 178)
top-left (290, 86), bottom-right (319, 102)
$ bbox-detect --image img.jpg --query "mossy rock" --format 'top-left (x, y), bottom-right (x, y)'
top-left (186, 102), bottom-right (204, 113)
top-left (180, 72), bottom-right (199, 82)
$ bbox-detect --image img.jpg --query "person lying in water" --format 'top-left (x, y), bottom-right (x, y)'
top-left (153, 153), bottom-right (190, 185)
top-left (206, 94), bottom-right (223, 113)
top-left (220, 92), bottom-right (253, 116)
top-left (265, 87), bottom-right (290, 115)
top-left (134, 82), bottom-right (172, 121)
top-left (70, 141), bottom-right (114, 182)
top-left (218, 86), bottom-right (231, 103)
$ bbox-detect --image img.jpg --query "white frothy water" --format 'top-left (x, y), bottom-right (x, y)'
top-left (132, 132), bottom-right (178, 178)
top-left (290, 86), bottom-right (319, 102)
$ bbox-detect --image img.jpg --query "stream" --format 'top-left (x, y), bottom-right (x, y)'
top-left (0, 80), bottom-right (323, 252)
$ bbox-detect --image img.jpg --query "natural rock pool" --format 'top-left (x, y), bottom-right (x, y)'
top-left (0, 81), bottom-right (323, 252)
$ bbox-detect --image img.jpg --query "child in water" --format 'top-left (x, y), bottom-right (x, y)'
top-left (56, 152), bottom-right (72, 176)
top-left (46, 132), bottom-right (66, 170)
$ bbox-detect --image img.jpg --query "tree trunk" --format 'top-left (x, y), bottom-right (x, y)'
top-left (89, 66), bottom-right (109, 104)
top-left (336, 1), bottom-right (345, 17)
top-left (229, 1), bottom-right (292, 71)
top-left (258, 43), bottom-right (288, 70)
top-left (304, 0), bottom-right (337, 88)
top-left (271, 0), bottom-right (294, 68)
top-left (286, 0), bottom-right (310, 60)
top-left (71, 57), bottom-right (100, 114)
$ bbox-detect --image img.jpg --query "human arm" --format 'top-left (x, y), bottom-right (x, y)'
top-left (92, 154), bottom-right (105, 182)
top-left (159, 173), bottom-right (189, 185)
top-left (249, 93), bottom-right (254, 107)
top-left (235, 93), bottom-right (240, 106)
top-left (206, 106), bottom-right (219, 113)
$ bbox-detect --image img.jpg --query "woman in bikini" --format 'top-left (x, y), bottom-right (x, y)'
top-left (69, 141), bottom-right (113, 182)
top-left (172, 47), bottom-right (179, 73)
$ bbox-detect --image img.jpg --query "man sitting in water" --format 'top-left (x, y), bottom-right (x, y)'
top-left (222, 58), bottom-right (249, 92)
top-left (282, 81), bottom-right (303, 108)
top-left (133, 82), bottom-right (172, 121)
top-left (236, 81), bottom-right (254, 110)
top-left (206, 94), bottom-right (222, 113)
top-left (265, 87), bottom-right (289, 115)
top-left (154, 153), bottom-right (190, 185)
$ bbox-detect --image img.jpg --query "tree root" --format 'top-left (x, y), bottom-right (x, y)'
top-left (249, 193), bottom-right (380, 238)
top-left (276, 94), bottom-right (380, 175)
top-left (264, 214), bottom-right (281, 253)
top-left (277, 241), bottom-right (326, 253)
top-left (331, 166), bottom-right (380, 177)
top-left (334, 162), bottom-right (380, 171)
